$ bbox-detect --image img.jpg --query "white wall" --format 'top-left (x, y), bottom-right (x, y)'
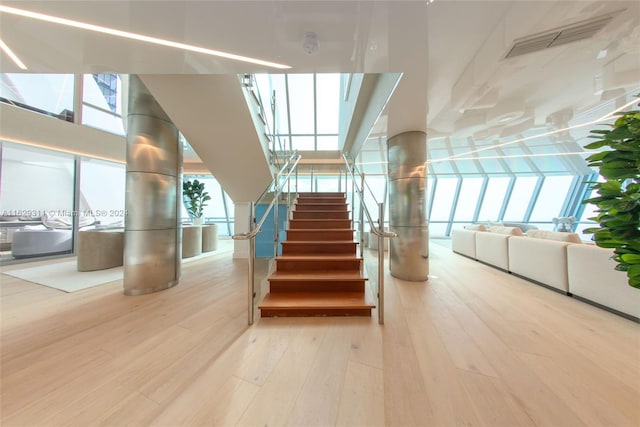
top-left (233, 202), bottom-right (250, 259)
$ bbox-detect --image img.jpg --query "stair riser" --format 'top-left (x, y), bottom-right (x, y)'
top-left (261, 308), bottom-right (371, 317)
top-left (286, 230), bottom-right (354, 241)
top-left (288, 220), bottom-right (351, 229)
top-left (293, 211), bottom-right (349, 220)
top-left (295, 204), bottom-right (347, 211)
top-left (281, 242), bottom-right (357, 255)
top-left (276, 260), bottom-right (361, 271)
top-left (297, 197), bottom-right (347, 204)
top-left (269, 281), bottom-right (365, 293)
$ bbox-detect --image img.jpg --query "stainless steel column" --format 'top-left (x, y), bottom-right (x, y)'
top-left (388, 131), bottom-right (429, 281)
top-left (124, 75), bottom-right (182, 295)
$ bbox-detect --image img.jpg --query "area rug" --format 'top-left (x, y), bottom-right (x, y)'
top-left (2, 239), bottom-right (233, 293)
top-left (2, 261), bottom-right (123, 292)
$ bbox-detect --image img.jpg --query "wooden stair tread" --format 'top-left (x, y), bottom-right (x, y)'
top-left (282, 240), bottom-right (357, 244)
top-left (293, 209), bottom-right (347, 213)
top-left (276, 255), bottom-right (363, 261)
top-left (286, 228), bottom-right (354, 232)
top-left (289, 219), bottom-right (351, 224)
top-left (259, 291), bottom-right (375, 309)
top-left (269, 271), bottom-right (367, 281)
top-left (296, 202), bottom-right (347, 205)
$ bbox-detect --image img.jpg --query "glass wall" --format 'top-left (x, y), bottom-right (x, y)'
top-left (0, 143), bottom-right (76, 261)
top-left (79, 158), bottom-right (126, 227)
top-left (1, 73), bottom-right (125, 135)
top-left (0, 144), bottom-right (237, 264)
top-left (0, 74), bottom-right (74, 121)
top-left (82, 74), bottom-right (125, 135)
top-left (255, 73), bottom-right (341, 151)
top-left (182, 174), bottom-right (234, 236)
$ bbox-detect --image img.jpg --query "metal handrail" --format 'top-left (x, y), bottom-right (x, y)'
top-left (342, 154), bottom-right (395, 324)
top-left (243, 74), bottom-right (287, 168)
top-left (232, 151), bottom-right (301, 325)
top-left (343, 154), bottom-right (396, 239)
top-left (234, 153), bottom-right (300, 240)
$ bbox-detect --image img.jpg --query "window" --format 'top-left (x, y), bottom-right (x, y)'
top-left (80, 158), bottom-right (126, 227)
top-left (529, 176), bottom-right (573, 222)
top-left (1, 74), bottom-right (74, 121)
top-left (503, 176), bottom-right (538, 221)
top-left (0, 143), bottom-right (75, 262)
top-left (255, 73), bottom-right (341, 151)
top-left (478, 177), bottom-right (510, 221)
top-left (452, 178), bottom-right (484, 221)
top-left (430, 178), bottom-right (459, 221)
top-left (82, 74), bottom-right (124, 135)
top-left (182, 175), bottom-right (234, 236)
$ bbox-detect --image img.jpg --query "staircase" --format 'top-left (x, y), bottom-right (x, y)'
top-left (258, 192), bottom-right (375, 317)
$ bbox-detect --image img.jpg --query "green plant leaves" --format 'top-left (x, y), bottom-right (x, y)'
top-left (583, 108), bottom-right (640, 289)
top-left (182, 179), bottom-right (211, 219)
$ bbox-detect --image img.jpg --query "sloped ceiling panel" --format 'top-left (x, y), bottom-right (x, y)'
top-left (139, 74), bottom-right (272, 203)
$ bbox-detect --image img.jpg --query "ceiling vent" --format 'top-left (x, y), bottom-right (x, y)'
top-left (505, 12), bottom-right (618, 59)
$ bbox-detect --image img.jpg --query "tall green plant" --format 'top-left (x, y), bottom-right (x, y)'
top-left (583, 109), bottom-right (640, 288)
top-left (182, 179), bottom-right (211, 219)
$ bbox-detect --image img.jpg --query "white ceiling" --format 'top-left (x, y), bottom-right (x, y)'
top-left (1, 0), bottom-right (639, 167)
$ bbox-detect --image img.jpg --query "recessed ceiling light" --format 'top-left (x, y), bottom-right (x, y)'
top-left (0, 5), bottom-right (291, 69)
top-left (0, 38), bottom-right (27, 69)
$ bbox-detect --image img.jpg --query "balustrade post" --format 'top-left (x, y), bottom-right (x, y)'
top-left (378, 202), bottom-right (385, 324)
top-left (248, 202), bottom-right (256, 325)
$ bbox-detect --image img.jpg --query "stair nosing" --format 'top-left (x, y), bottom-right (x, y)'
top-left (259, 292), bottom-right (375, 309)
top-left (276, 255), bottom-right (363, 259)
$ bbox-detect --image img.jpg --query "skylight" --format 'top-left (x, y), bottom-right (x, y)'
top-left (255, 73), bottom-right (341, 151)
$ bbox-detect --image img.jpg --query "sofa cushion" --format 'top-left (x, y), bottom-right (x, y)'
top-left (451, 229), bottom-right (478, 259)
top-left (489, 226), bottom-right (523, 236)
top-left (476, 232), bottom-right (511, 270)
top-left (526, 229), bottom-right (581, 244)
top-left (464, 224), bottom-right (487, 231)
top-left (567, 244), bottom-right (639, 319)
top-left (508, 236), bottom-right (571, 292)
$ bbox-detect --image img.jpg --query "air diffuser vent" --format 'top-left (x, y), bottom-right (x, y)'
top-left (505, 12), bottom-right (617, 59)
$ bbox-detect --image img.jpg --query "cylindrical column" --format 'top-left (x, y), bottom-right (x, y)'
top-left (124, 75), bottom-right (182, 296)
top-left (387, 131), bottom-right (429, 281)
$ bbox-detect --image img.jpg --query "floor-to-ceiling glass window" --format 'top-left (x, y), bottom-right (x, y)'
top-left (255, 73), bottom-right (341, 151)
top-left (0, 143), bottom-right (76, 262)
top-left (79, 158), bottom-right (126, 228)
top-left (182, 174), bottom-right (234, 236)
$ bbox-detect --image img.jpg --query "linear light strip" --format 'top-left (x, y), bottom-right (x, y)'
top-left (0, 5), bottom-right (291, 69)
top-left (0, 38), bottom-right (27, 69)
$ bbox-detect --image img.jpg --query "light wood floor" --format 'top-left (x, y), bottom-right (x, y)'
top-left (1, 242), bottom-right (639, 426)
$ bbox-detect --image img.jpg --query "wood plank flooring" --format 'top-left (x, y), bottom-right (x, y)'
top-left (1, 240), bottom-right (638, 426)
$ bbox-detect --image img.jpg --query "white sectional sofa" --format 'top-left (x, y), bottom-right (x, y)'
top-left (451, 226), bottom-right (639, 321)
top-left (475, 226), bottom-right (523, 271)
top-left (451, 227), bottom-right (482, 259)
top-left (508, 230), bottom-right (582, 294)
top-left (567, 244), bottom-right (640, 320)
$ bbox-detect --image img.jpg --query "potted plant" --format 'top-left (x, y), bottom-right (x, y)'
top-left (182, 179), bottom-right (211, 225)
top-left (583, 107), bottom-right (640, 288)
